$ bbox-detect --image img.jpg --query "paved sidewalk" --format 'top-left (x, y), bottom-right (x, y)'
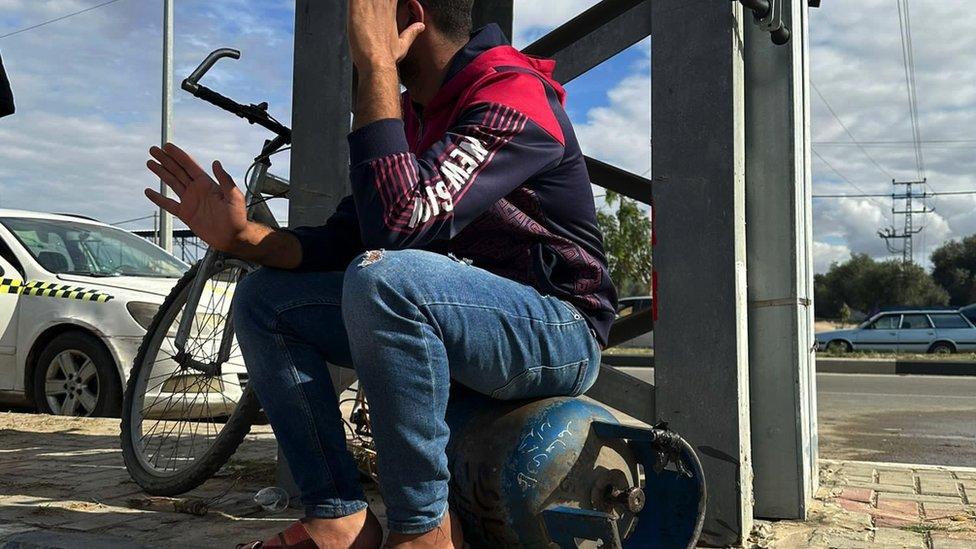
top-left (1, 412), bottom-right (974, 548)
top-left (752, 460), bottom-right (976, 548)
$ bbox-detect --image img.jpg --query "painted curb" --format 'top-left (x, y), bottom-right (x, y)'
top-left (602, 354), bottom-right (976, 376)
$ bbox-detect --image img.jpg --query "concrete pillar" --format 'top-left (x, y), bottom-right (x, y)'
top-left (651, 2), bottom-right (752, 546)
top-left (744, 0), bottom-right (818, 519)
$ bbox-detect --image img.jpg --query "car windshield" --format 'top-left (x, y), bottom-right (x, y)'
top-left (1, 217), bottom-right (187, 278)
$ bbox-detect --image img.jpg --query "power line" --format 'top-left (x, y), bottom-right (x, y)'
top-left (814, 139), bottom-right (976, 145)
top-left (111, 214), bottom-right (156, 226)
top-left (813, 189), bottom-right (976, 199)
top-left (811, 147), bottom-right (890, 213)
top-left (812, 83), bottom-right (896, 180)
top-left (0, 0), bottom-right (126, 40)
top-left (897, 0), bottom-right (926, 181)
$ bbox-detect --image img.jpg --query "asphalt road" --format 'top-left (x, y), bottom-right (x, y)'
top-left (617, 368), bottom-right (976, 467)
top-left (4, 371), bottom-right (973, 466)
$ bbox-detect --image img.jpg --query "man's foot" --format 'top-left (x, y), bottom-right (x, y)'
top-left (385, 511), bottom-right (463, 549)
top-left (301, 508), bottom-right (384, 549)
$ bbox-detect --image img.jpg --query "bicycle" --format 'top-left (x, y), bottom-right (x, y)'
top-left (120, 49), bottom-right (375, 495)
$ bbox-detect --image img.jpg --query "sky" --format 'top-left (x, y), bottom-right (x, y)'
top-left (0, 1), bottom-right (973, 274)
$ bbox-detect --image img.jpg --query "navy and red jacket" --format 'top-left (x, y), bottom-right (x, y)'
top-left (289, 25), bottom-right (618, 346)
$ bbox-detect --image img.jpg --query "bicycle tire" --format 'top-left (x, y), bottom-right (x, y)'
top-left (120, 261), bottom-right (261, 496)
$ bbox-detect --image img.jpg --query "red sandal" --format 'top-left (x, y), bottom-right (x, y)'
top-left (237, 521), bottom-right (318, 549)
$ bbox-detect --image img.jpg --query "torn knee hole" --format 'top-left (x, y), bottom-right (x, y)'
top-left (358, 250), bottom-right (385, 267)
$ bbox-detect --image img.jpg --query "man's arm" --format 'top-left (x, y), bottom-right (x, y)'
top-left (347, 99), bottom-right (565, 249)
top-left (347, 0), bottom-right (424, 130)
top-left (145, 143), bottom-right (303, 270)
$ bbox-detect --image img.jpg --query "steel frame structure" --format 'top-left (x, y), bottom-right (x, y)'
top-left (287, 1), bottom-right (816, 545)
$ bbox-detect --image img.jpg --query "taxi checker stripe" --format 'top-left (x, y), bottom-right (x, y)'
top-left (0, 278), bottom-right (113, 302)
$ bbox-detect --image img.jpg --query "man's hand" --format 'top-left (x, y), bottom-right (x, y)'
top-left (146, 143), bottom-right (249, 252)
top-left (347, 0), bottom-right (425, 71)
top-left (145, 143), bottom-right (303, 269)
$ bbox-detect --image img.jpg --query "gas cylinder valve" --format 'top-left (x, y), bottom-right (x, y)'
top-left (610, 486), bottom-right (646, 514)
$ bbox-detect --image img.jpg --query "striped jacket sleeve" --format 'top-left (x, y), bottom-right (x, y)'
top-left (346, 102), bottom-right (565, 249)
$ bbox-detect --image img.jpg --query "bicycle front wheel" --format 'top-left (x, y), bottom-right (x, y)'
top-left (121, 259), bottom-right (261, 495)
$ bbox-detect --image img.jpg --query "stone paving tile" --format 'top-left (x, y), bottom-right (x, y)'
top-left (874, 498), bottom-right (920, 528)
top-left (844, 480), bottom-right (915, 494)
top-left (879, 470), bottom-right (916, 487)
top-left (872, 527), bottom-right (927, 548)
top-left (922, 501), bottom-right (975, 520)
top-left (880, 493), bottom-right (965, 504)
top-left (837, 487), bottom-right (873, 504)
top-left (920, 478), bottom-right (964, 497)
top-left (931, 531), bottom-right (976, 549)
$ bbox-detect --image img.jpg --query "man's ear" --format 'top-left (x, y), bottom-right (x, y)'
top-left (406, 0), bottom-right (426, 27)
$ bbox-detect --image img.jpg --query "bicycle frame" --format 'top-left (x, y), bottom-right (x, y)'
top-left (172, 145), bottom-right (288, 374)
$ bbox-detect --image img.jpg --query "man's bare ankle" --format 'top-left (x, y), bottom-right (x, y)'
top-left (303, 508), bottom-right (383, 549)
top-left (385, 511), bottom-right (462, 549)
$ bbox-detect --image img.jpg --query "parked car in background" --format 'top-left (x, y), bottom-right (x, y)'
top-left (959, 303), bottom-right (976, 326)
top-left (815, 308), bottom-right (976, 354)
top-left (616, 295), bottom-right (653, 349)
top-left (0, 210), bottom-right (187, 416)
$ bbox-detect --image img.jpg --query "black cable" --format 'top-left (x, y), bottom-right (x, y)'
top-left (812, 84), bottom-right (896, 181)
top-left (0, 0), bottom-right (126, 40)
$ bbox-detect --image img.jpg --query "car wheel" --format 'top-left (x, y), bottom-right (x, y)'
top-left (826, 340), bottom-right (852, 353)
top-left (928, 342), bottom-right (955, 355)
top-left (32, 332), bottom-right (122, 418)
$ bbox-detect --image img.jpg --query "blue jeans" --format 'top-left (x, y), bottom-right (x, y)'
top-left (233, 249), bottom-right (601, 534)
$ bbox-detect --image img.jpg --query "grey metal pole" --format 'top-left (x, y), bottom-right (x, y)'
top-left (651, 1), bottom-right (753, 545)
top-left (744, 0), bottom-right (817, 520)
top-left (159, 0), bottom-right (174, 253)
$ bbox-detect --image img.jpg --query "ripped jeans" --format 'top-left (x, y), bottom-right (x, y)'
top-left (233, 249), bottom-right (601, 534)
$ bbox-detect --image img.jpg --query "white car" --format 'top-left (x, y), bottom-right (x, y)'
top-left (0, 209), bottom-right (188, 417)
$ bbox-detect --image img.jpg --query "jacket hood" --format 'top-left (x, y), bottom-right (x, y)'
top-left (419, 24), bottom-right (567, 117)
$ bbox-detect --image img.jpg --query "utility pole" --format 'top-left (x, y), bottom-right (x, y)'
top-left (878, 179), bottom-right (932, 266)
top-left (158, 0), bottom-right (174, 253)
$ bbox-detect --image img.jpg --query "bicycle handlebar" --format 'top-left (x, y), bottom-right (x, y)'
top-left (182, 48), bottom-right (241, 94)
top-left (181, 49), bottom-right (292, 143)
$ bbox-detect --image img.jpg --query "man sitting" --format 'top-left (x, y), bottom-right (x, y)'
top-left (145, 1), bottom-right (617, 547)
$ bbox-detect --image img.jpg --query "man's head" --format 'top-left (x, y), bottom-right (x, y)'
top-left (396, 0), bottom-right (474, 88)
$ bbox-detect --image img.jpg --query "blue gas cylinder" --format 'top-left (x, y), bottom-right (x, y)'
top-left (445, 387), bottom-right (705, 549)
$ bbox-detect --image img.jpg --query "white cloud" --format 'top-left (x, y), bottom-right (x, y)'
top-left (575, 72), bottom-right (650, 176)
top-left (513, 0), bottom-right (601, 47)
top-left (812, 241), bottom-right (851, 274)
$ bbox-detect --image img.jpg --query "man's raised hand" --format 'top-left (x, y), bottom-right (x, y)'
top-left (347, 0), bottom-right (425, 71)
top-left (145, 143), bottom-right (249, 252)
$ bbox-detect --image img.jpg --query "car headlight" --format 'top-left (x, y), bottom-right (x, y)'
top-left (127, 301), bottom-right (161, 331)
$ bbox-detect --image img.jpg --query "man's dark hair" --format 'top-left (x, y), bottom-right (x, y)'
top-left (420, 0), bottom-right (474, 42)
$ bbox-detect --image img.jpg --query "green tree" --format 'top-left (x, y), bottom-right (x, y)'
top-left (930, 235), bottom-right (976, 306)
top-left (814, 254), bottom-right (948, 318)
top-left (596, 191), bottom-right (652, 297)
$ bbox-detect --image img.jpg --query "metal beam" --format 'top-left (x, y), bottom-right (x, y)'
top-left (585, 364), bottom-right (655, 425)
top-left (471, 0), bottom-right (513, 40)
top-left (523, 0), bottom-right (651, 85)
top-left (744, 0), bottom-right (817, 519)
top-left (586, 157), bottom-right (652, 205)
top-left (652, 2), bottom-right (753, 546)
top-left (606, 308), bottom-right (653, 348)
